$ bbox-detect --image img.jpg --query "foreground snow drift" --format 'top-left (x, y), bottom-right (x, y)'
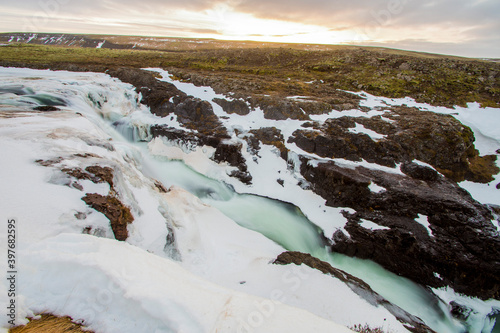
top-left (15, 233), bottom-right (353, 333)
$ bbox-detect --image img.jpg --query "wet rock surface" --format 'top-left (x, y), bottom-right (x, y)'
top-left (82, 193), bottom-right (134, 241)
top-left (33, 105), bottom-right (60, 112)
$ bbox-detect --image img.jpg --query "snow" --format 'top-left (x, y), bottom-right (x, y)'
top-left (458, 156), bottom-right (500, 207)
top-left (348, 123), bottom-right (387, 141)
top-left (459, 178), bottom-right (500, 206)
top-left (333, 159), bottom-right (404, 175)
top-left (415, 214), bottom-right (433, 236)
top-left (368, 182), bottom-right (386, 193)
top-left (492, 219), bottom-right (500, 232)
top-left (309, 108), bottom-right (387, 123)
top-left (359, 219), bottom-right (390, 231)
top-left (15, 233), bottom-right (354, 333)
top-left (381, 116), bottom-right (396, 123)
top-left (286, 95), bottom-right (312, 100)
top-left (26, 34), bottom-right (37, 44)
top-left (96, 41), bottom-right (105, 49)
top-left (412, 159), bottom-right (438, 170)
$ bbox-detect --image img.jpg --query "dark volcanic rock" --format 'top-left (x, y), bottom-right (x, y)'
top-left (288, 117), bottom-right (401, 167)
top-left (213, 140), bottom-right (252, 184)
top-left (213, 98), bottom-right (250, 115)
top-left (300, 159), bottom-right (500, 299)
top-left (250, 127), bottom-right (288, 159)
top-left (300, 161), bottom-right (372, 208)
top-left (174, 98), bottom-right (225, 134)
top-left (274, 251), bottom-right (435, 333)
top-left (108, 68), bottom-right (227, 135)
top-left (400, 162), bottom-right (439, 181)
top-left (34, 105), bottom-right (60, 111)
top-left (250, 96), bottom-right (310, 120)
top-left (214, 141), bottom-right (246, 167)
top-left (289, 107), bottom-right (499, 182)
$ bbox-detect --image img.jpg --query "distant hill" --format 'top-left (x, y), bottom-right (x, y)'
top-left (4, 32), bottom-right (498, 61)
top-left (1, 32), bottom-right (499, 109)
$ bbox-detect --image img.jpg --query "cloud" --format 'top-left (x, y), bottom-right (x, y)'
top-left (0, 0), bottom-right (498, 57)
top-left (365, 37), bottom-right (500, 59)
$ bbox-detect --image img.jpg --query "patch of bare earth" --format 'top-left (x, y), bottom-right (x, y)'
top-left (9, 314), bottom-right (93, 333)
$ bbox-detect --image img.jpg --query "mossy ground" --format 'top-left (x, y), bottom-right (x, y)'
top-left (1, 41), bottom-right (499, 108)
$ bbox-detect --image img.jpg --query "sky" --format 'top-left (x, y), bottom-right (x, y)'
top-left (0, 0), bottom-right (499, 58)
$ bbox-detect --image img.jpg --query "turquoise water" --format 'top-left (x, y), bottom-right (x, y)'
top-left (138, 145), bottom-right (464, 333)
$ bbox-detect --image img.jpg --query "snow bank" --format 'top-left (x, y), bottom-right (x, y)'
top-left (15, 233), bottom-right (354, 333)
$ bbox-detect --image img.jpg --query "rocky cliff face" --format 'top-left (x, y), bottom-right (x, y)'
top-left (300, 159), bottom-right (499, 299)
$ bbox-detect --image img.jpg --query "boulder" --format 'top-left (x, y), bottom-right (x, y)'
top-left (213, 98), bottom-right (250, 115)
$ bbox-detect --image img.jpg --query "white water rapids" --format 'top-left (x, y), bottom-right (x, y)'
top-left (1, 67), bottom-right (499, 333)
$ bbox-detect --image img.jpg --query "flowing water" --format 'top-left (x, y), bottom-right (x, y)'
top-left (136, 139), bottom-right (465, 333)
top-left (1, 67), bottom-right (498, 333)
